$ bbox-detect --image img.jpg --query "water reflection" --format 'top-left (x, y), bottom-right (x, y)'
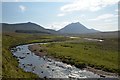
top-left (11, 44), bottom-right (101, 78)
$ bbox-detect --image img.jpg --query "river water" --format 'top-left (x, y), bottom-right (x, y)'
top-left (11, 43), bottom-right (110, 78)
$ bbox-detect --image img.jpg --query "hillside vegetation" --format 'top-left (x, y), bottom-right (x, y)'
top-left (2, 33), bottom-right (39, 78)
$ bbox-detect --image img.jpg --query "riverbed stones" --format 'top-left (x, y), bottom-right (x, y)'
top-left (47, 66), bottom-right (50, 68)
top-left (19, 56), bottom-right (25, 59)
top-left (11, 44), bottom-right (116, 78)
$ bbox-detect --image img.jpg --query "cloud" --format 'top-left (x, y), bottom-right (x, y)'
top-left (46, 20), bottom-right (81, 30)
top-left (115, 9), bottom-right (118, 12)
top-left (57, 13), bottom-right (65, 17)
top-left (19, 5), bottom-right (26, 12)
top-left (94, 23), bottom-right (118, 31)
top-left (89, 14), bottom-right (117, 21)
top-left (115, 9), bottom-right (120, 13)
top-left (60, 0), bottom-right (119, 12)
top-left (80, 14), bottom-right (85, 18)
top-left (15, 0), bottom-right (20, 2)
top-left (104, 19), bottom-right (113, 22)
top-left (45, 21), bottom-right (71, 30)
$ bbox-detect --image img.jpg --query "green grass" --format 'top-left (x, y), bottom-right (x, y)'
top-left (2, 33), bottom-right (39, 78)
top-left (2, 32), bottom-right (119, 78)
top-left (42, 38), bottom-right (119, 74)
top-left (2, 32), bottom-right (71, 78)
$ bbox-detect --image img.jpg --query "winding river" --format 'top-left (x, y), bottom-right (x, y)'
top-left (11, 43), bottom-right (115, 79)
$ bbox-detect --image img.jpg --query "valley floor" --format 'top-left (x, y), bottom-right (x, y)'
top-left (2, 32), bottom-right (119, 78)
top-left (28, 39), bottom-right (119, 77)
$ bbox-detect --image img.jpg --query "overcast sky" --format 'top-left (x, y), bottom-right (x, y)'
top-left (2, 0), bottom-right (119, 31)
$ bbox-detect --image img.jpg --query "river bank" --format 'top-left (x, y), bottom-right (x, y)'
top-left (28, 43), bottom-right (118, 78)
top-left (11, 44), bottom-right (101, 78)
top-left (3, 32), bottom-right (119, 79)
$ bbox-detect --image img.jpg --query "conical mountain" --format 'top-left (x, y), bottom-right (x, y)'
top-left (58, 22), bottom-right (99, 34)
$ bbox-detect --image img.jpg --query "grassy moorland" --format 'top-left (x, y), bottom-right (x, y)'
top-left (2, 32), bottom-right (119, 78)
top-left (41, 37), bottom-right (119, 74)
top-left (2, 33), bottom-right (39, 78)
top-left (2, 32), bottom-right (72, 78)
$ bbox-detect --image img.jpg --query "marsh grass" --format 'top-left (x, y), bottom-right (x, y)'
top-left (42, 39), bottom-right (119, 74)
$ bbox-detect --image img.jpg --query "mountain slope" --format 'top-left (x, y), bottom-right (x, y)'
top-left (2, 22), bottom-right (57, 34)
top-left (58, 22), bottom-right (99, 34)
top-left (81, 31), bottom-right (119, 38)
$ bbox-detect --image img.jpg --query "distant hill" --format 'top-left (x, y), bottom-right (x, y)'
top-left (86, 31), bottom-right (119, 38)
top-left (2, 22), bottom-right (118, 37)
top-left (58, 22), bottom-right (99, 34)
top-left (2, 22), bottom-right (57, 34)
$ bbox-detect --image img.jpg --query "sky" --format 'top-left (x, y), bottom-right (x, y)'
top-left (1, 0), bottom-right (119, 31)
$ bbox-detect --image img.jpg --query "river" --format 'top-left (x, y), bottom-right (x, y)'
top-left (11, 43), bottom-right (116, 79)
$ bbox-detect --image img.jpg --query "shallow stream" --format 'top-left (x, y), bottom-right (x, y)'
top-left (11, 43), bottom-right (112, 78)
